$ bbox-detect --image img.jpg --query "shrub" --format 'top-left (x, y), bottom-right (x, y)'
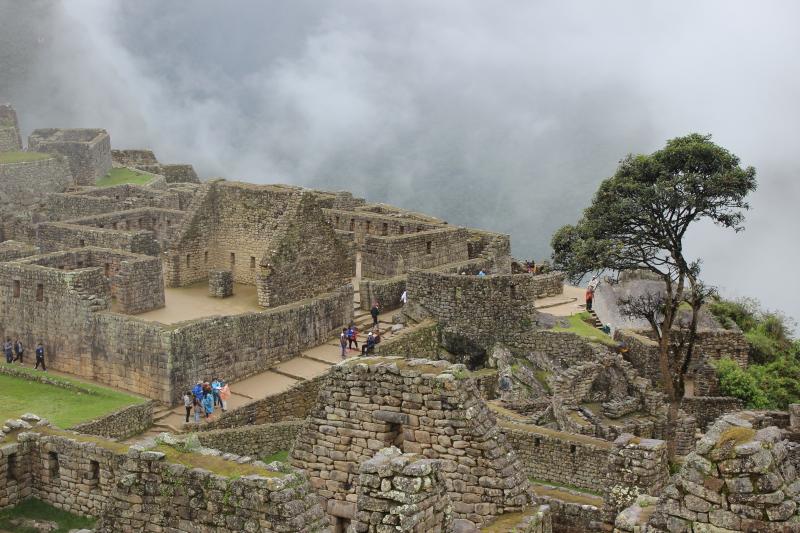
top-left (715, 358), bottom-right (768, 409)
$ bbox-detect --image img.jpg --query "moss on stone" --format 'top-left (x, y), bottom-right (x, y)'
top-left (716, 427), bottom-right (756, 448)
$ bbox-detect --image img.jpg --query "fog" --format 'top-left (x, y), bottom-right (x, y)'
top-left (1, 0), bottom-right (798, 323)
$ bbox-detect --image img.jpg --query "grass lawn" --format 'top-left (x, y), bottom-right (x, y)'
top-left (552, 312), bottom-right (617, 346)
top-left (263, 450), bottom-right (289, 463)
top-left (95, 167), bottom-right (153, 187)
top-left (0, 151), bottom-right (52, 164)
top-left (0, 364), bottom-right (145, 429)
top-left (0, 498), bottom-right (95, 533)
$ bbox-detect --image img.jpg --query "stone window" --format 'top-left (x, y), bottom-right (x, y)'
top-left (250, 256), bottom-right (256, 269)
top-left (334, 517), bottom-right (351, 533)
top-left (104, 263), bottom-right (110, 277)
top-left (79, 239), bottom-right (86, 247)
top-left (382, 222), bottom-right (388, 236)
top-left (139, 218), bottom-right (144, 227)
top-left (114, 195), bottom-right (120, 200)
top-left (98, 224), bottom-right (104, 229)
top-left (335, 216), bottom-right (340, 225)
top-left (388, 422), bottom-right (404, 450)
top-left (510, 285), bottom-right (516, 299)
top-left (77, 260), bottom-right (84, 268)
top-left (365, 221), bottom-right (371, 233)
top-left (7, 453), bottom-right (17, 481)
top-left (399, 226), bottom-right (405, 235)
top-left (349, 219), bottom-right (355, 231)
top-left (166, 219), bottom-right (171, 226)
top-left (426, 241), bottom-right (432, 254)
top-left (417, 226), bottom-right (422, 232)
top-left (36, 284), bottom-right (43, 302)
top-left (186, 254), bottom-right (191, 267)
top-left (48, 452), bottom-right (60, 479)
top-left (204, 251), bottom-right (208, 265)
top-left (112, 222), bottom-right (118, 230)
top-left (13, 280), bottom-right (20, 298)
top-left (534, 437), bottom-right (541, 447)
top-left (230, 252), bottom-right (236, 266)
top-left (570, 444), bottom-right (577, 454)
top-left (88, 460), bottom-right (100, 484)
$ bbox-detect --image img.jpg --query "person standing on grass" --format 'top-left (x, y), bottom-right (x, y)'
top-left (340, 328), bottom-right (348, 359)
top-left (219, 379), bottom-right (230, 412)
top-left (370, 301), bottom-right (380, 327)
top-left (34, 342), bottom-right (46, 370)
top-left (183, 391), bottom-right (193, 424)
top-left (13, 339), bottom-right (23, 364)
top-left (4, 338), bottom-right (12, 364)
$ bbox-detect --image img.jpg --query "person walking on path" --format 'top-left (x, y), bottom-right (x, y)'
top-left (4, 338), bottom-right (13, 364)
top-left (183, 391), bottom-right (193, 423)
top-left (202, 391), bottom-right (214, 420)
top-left (13, 339), bottom-right (23, 364)
top-left (219, 380), bottom-right (230, 412)
top-left (370, 301), bottom-right (380, 327)
top-left (340, 328), bottom-right (348, 359)
top-left (193, 397), bottom-right (202, 424)
top-left (400, 290), bottom-right (407, 306)
top-left (585, 286), bottom-right (594, 312)
top-left (211, 377), bottom-right (222, 407)
top-left (34, 343), bottom-right (46, 370)
top-left (348, 325), bottom-right (359, 350)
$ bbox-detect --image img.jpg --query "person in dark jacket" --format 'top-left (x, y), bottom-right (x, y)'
top-left (3, 338), bottom-right (12, 364)
top-left (34, 343), bottom-right (46, 370)
top-left (370, 302), bottom-right (380, 327)
top-left (13, 339), bottom-right (23, 364)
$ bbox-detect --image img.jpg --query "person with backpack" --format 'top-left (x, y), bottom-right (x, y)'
top-left (361, 331), bottom-right (377, 356)
top-left (183, 391), bottom-right (194, 423)
top-left (13, 339), bottom-right (23, 364)
top-left (340, 328), bottom-right (348, 359)
top-left (348, 324), bottom-right (359, 350)
top-left (34, 342), bottom-right (46, 370)
top-left (192, 381), bottom-right (204, 403)
top-left (4, 338), bottom-right (13, 364)
top-left (370, 302), bottom-right (380, 328)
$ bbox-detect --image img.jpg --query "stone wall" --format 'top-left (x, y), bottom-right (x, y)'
top-left (359, 275), bottom-right (406, 312)
top-left (0, 241), bottom-right (38, 262)
top-left (162, 163), bottom-right (200, 183)
top-left (28, 128), bottom-right (112, 186)
top-left (681, 396), bottom-right (744, 430)
top-left (45, 183), bottom-right (185, 221)
top-left (374, 320), bottom-right (444, 360)
top-left (36, 221), bottom-right (161, 256)
top-left (530, 271), bottom-right (565, 298)
top-left (290, 358), bottom-right (531, 527)
top-left (110, 148), bottom-right (159, 170)
top-left (501, 420), bottom-right (612, 493)
top-left (0, 425), bottom-right (328, 532)
top-left (195, 373), bottom-right (326, 431)
top-left (361, 227), bottom-right (471, 278)
top-left (168, 284), bottom-right (352, 404)
top-left (406, 269), bottom-right (538, 349)
top-left (323, 208), bottom-right (443, 243)
top-left (0, 156), bottom-right (72, 209)
top-left (0, 104), bottom-right (22, 152)
top-left (533, 492), bottom-right (605, 533)
top-left (194, 420), bottom-right (304, 459)
top-left (350, 447), bottom-right (454, 533)
top-left (65, 207), bottom-right (186, 249)
top-left (605, 434), bottom-right (669, 515)
top-left (69, 400), bottom-right (155, 440)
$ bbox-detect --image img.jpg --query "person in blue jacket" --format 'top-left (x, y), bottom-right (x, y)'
top-left (192, 381), bottom-right (204, 402)
top-left (202, 391), bottom-right (214, 420)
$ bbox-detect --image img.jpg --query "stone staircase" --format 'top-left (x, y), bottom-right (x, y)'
top-left (586, 308), bottom-right (604, 330)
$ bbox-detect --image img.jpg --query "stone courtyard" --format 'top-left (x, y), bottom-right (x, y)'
top-left (1, 103), bottom-right (798, 532)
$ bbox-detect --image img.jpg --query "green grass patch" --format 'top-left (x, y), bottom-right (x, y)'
top-left (263, 450), bottom-right (289, 463)
top-left (95, 167), bottom-right (153, 187)
top-left (0, 498), bottom-right (95, 532)
top-left (0, 151), bottom-right (52, 164)
top-left (552, 312), bottom-right (616, 346)
top-left (0, 365), bottom-right (145, 428)
top-left (154, 444), bottom-right (281, 478)
top-left (533, 369), bottom-right (552, 393)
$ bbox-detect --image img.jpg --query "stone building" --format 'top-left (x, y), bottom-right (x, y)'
top-left (28, 128), bottom-right (112, 186)
top-left (0, 104), bottom-right (23, 151)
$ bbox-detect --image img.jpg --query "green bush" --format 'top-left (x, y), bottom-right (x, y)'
top-left (715, 357), bottom-right (769, 409)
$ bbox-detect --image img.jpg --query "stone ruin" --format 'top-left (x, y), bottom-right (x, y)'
top-left (28, 128), bottom-right (112, 186)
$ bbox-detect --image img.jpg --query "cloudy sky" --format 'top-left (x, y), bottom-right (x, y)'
top-left (1, 0), bottom-right (798, 323)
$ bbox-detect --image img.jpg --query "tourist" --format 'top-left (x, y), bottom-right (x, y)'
top-left (192, 381), bottom-right (204, 403)
top-left (477, 270), bottom-right (487, 277)
top-left (193, 396), bottom-right (202, 424)
top-left (340, 328), bottom-right (348, 359)
top-left (211, 377), bottom-right (221, 407)
top-left (34, 342), bottom-right (46, 370)
top-left (348, 324), bottom-right (359, 350)
top-left (400, 290), bottom-right (407, 305)
top-left (601, 323), bottom-right (611, 335)
top-left (202, 390), bottom-right (214, 420)
top-left (13, 338), bottom-right (23, 364)
top-left (361, 331), bottom-right (376, 356)
top-left (182, 391), bottom-right (193, 423)
top-left (498, 374), bottom-right (512, 391)
top-left (585, 286), bottom-right (594, 311)
top-left (370, 301), bottom-right (380, 327)
top-left (219, 379), bottom-right (230, 412)
top-left (588, 275), bottom-right (600, 291)
top-left (202, 381), bottom-right (212, 399)
top-left (3, 338), bottom-right (12, 364)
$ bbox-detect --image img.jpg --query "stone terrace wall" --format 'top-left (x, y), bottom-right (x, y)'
top-left (614, 329), bottom-right (660, 387)
top-left (0, 156), bottom-right (73, 209)
top-left (69, 400), bottom-right (155, 440)
top-left (530, 271), bottom-right (565, 298)
top-left (407, 269), bottom-right (538, 348)
top-left (361, 227), bottom-right (470, 279)
top-left (0, 241), bottom-right (38, 262)
top-left (28, 128), bottom-right (112, 186)
top-left (36, 221), bottom-right (160, 256)
top-left (290, 358), bottom-right (531, 526)
top-left (194, 420), bottom-right (304, 459)
top-left (0, 104), bottom-right (22, 151)
top-left (168, 284), bottom-right (352, 405)
top-left (501, 421), bottom-right (612, 493)
top-left (111, 148), bottom-right (159, 170)
top-left (374, 320), bottom-right (444, 360)
top-left (162, 163), bottom-right (200, 183)
top-left (194, 372), bottom-right (326, 431)
top-left (681, 396), bottom-right (744, 430)
top-left (0, 429), bottom-right (329, 532)
top-left (359, 275), bottom-right (406, 311)
top-left (323, 207), bottom-right (443, 243)
top-left (66, 207), bottom-right (186, 248)
top-left (45, 184), bottom-right (185, 221)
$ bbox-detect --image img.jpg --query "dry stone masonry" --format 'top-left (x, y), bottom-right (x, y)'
top-left (28, 128), bottom-right (112, 186)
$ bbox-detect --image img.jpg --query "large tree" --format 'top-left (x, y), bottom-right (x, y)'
top-left (551, 133), bottom-right (756, 449)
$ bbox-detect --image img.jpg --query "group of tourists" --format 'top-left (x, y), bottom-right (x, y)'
top-left (340, 324), bottom-right (383, 358)
top-left (3, 337), bottom-right (46, 370)
top-left (183, 378), bottom-right (231, 424)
